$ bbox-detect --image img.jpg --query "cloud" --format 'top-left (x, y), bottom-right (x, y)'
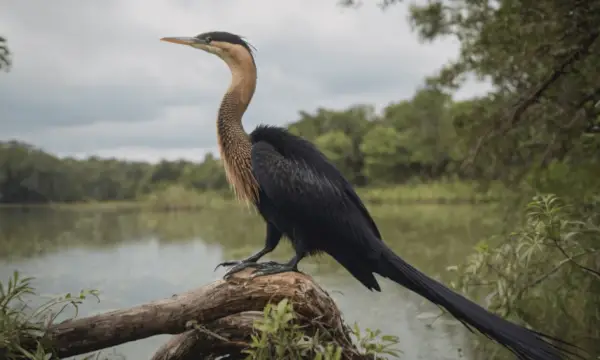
top-left (0, 0), bottom-right (490, 162)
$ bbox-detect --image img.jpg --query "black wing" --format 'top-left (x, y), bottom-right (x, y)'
top-left (250, 138), bottom-right (384, 290)
top-left (250, 125), bottom-right (382, 240)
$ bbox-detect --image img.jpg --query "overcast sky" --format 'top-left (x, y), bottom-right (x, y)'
top-left (1, 0), bottom-right (489, 163)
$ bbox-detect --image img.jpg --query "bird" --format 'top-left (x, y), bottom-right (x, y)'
top-left (160, 31), bottom-right (582, 360)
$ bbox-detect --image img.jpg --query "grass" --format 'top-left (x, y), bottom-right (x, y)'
top-left (0, 187), bottom-right (236, 212)
top-left (357, 181), bottom-right (508, 204)
top-left (0, 271), bottom-right (102, 360)
top-left (142, 184), bottom-right (236, 210)
top-left (0, 201), bottom-right (144, 211)
top-left (0, 181), bottom-right (510, 211)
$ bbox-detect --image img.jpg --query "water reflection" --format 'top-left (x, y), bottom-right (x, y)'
top-left (0, 204), bottom-right (499, 359)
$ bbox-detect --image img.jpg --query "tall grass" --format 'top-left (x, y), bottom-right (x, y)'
top-left (358, 181), bottom-right (509, 205)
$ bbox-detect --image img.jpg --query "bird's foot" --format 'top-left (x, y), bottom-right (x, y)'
top-left (217, 260), bottom-right (280, 280)
top-left (249, 261), bottom-right (300, 279)
top-left (214, 259), bottom-right (250, 272)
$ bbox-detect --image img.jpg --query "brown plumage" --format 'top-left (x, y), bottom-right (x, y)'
top-left (204, 38), bottom-right (260, 203)
top-left (217, 90), bottom-right (259, 203)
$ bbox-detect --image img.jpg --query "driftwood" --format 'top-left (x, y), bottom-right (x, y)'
top-left (37, 268), bottom-right (368, 359)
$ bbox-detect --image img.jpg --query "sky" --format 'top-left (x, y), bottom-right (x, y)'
top-left (0, 0), bottom-right (490, 163)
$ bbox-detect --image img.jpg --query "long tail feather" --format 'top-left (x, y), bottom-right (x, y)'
top-left (377, 246), bottom-right (584, 360)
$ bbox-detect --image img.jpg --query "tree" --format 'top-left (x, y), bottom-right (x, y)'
top-left (314, 130), bottom-right (355, 176)
top-left (0, 141), bottom-right (229, 204)
top-left (338, 1), bottom-right (600, 357)
top-left (382, 88), bottom-right (458, 178)
top-left (360, 125), bottom-right (409, 183)
top-left (180, 153), bottom-right (228, 191)
top-left (342, 0), bottom-right (600, 199)
top-left (288, 105), bottom-right (377, 184)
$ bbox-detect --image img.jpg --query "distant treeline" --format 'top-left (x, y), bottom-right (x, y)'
top-left (1, 88), bottom-right (488, 204)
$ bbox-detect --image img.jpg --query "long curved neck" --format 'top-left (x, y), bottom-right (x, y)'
top-left (217, 58), bottom-right (259, 203)
top-left (217, 64), bottom-right (256, 146)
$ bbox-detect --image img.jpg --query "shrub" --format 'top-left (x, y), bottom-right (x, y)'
top-left (447, 194), bottom-right (599, 359)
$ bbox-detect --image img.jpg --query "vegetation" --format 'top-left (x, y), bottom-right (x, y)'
top-left (340, 0), bottom-right (600, 201)
top-left (0, 87), bottom-right (491, 205)
top-left (0, 273), bottom-right (400, 360)
top-left (3, 0), bottom-right (600, 357)
top-left (5, 196), bottom-right (595, 359)
top-left (356, 181), bottom-right (506, 204)
top-left (341, 1), bottom-right (600, 357)
top-left (0, 142), bottom-right (228, 204)
top-left (245, 298), bottom-right (400, 360)
top-left (0, 272), bottom-right (100, 360)
top-left (448, 195), bottom-right (599, 359)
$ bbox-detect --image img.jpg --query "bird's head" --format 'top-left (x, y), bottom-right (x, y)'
top-left (160, 31), bottom-right (256, 67)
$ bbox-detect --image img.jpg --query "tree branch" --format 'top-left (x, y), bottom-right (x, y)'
top-left (25, 269), bottom-right (369, 359)
top-left (151, 312), bottom-right (263, 360)
top-left (552, 240), bottom-right (600, 280)
top-left (463, 30), bottom-right (600, 168)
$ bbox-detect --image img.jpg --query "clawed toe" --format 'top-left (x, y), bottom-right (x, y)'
top-left (214, 260), bottom-right (243, 272)
top-left (249, 262), bottom-right (299, 279)
top-left (222, 261), bottom-right (258, 279)
top-left (216, 258), bottom-right (299, 280)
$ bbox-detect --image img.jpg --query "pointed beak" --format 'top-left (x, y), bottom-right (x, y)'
top-left (160, 37), bottom-right (197, 45)
top-left (160, 37), bottom-right (207, 46)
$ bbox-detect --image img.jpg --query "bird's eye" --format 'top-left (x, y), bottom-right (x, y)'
top-left (205, 36), bottom-right (212, 43)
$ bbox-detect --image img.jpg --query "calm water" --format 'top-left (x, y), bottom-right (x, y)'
top-left (0, 203), bottom-right (500, 360)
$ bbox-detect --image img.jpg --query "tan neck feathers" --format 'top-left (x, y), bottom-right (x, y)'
top-left (214, 44), bottom-right (259, 203)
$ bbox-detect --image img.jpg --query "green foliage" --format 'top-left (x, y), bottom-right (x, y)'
top-left (178, 153), bottom-right (228, 191)
top-left (314, 131), bottom-right (354, 176)
top-left (288, 89), bottom-right (471, 185)
top-left (384, 88), bottom-right (458, 169)
top-left (333, 4), bottom-right (600, 355)
top-left (2, 87), bottom-right (492, 206)
top-left (0, 141), bottom-right (229, 204)
top-left (289, 105), bottom-right (377, 185)
top-left (0, 271), bottom-right (100, 360)
top-left (348, 0), bottom-right (600, 191)
top-left (448, 195), bottom-right (599, 359)
top-left (350, 324), bottom-right (401, 359)
top-left (360, 126), bottom-right (407, 183)
top-left (357, 181), bottom-right (506, 204)
top-left (245, 298), bottom-right (401, 360)
top-left (336, 0), bottom-right (600, 212)
top-left (144, 184), bottom-right (234, 210)
top-left (244, 298), bottom-right (333, 360)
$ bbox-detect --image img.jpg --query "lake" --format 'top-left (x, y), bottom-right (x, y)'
top-left (0, 203), bottom-right (501, 359)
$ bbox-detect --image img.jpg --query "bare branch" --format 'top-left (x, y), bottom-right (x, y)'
top-left (24, 269), bottom-right (369, 359)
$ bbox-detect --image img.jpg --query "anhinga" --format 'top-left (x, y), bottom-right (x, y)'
top-left (160, 31), bottom-right (580, 360)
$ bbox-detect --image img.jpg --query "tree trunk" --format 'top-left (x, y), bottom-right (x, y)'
top-left (33, 268), bottom-right (369, 359)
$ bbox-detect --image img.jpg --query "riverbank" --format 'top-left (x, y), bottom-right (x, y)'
top-left (0, 181), bottom-right (511, 212)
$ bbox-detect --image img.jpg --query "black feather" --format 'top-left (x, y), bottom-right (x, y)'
top-left (195, 31), bottom-right (256, 57)
top-left (248, 124), bottom-right (583, 360)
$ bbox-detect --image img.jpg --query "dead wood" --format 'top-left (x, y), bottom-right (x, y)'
top-left (34, 268), bottom-right (367, 359)
top-left (150, 311), bottom-right (263, 360)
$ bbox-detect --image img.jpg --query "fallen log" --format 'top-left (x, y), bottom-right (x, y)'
top-left (150, 311), bottom-right (263, 360)
top-left (151, 312), bottom-right (263, 360)
top-left (37, 268), bottom-right (369, 359)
